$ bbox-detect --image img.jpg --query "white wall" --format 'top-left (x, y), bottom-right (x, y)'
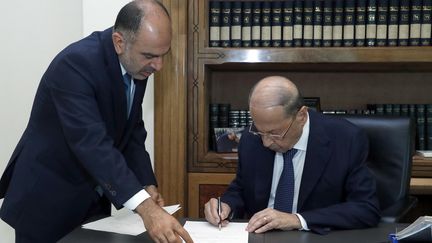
top-left (0, 1), bottom-right (83, 242)
top-left (0, 0), bottom-right (155, 241)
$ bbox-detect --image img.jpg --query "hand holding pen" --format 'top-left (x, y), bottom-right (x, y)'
top-left (204, 197), bottom-right (232, 229)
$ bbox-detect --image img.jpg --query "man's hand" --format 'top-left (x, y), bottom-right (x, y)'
top-left (246, 208), bottom-right (301, 233)
top-left (204, 198), bottom-right (231, 227)
top-left (135, 198), bottom-right (193, 243)
top-left (145, 185), bottom-right (164, 207)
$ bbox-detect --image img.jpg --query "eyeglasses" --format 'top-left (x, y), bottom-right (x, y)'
top-left (249, 111), bottom-right (298, 140)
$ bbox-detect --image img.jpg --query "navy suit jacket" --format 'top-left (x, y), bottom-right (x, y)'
top-left (222, 110), bottom-right (380, 234)
top-left (0, 28), bottom-right (156, 240)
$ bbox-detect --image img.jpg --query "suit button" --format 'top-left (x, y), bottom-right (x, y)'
top-left (110, 190), bottom-right (117, 196)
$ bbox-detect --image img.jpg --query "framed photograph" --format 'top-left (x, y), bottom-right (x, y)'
top-left (213, 127), bottom-right (244, 153)
top-left (304, 97), bottom-right (321, 112)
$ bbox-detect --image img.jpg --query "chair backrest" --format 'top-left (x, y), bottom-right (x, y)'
top-left (337, 115), bottom-right (415, 211)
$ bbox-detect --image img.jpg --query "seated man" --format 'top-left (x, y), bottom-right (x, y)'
top-left (204, 76), bottom-right (380, 234)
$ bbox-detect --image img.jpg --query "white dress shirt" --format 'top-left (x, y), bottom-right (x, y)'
top-left (267, 112), bottom-right (310, 230)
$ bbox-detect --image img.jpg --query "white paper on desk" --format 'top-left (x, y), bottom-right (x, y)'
top-left (183, 221), bottom-right (248, 243)
top-left (82, 204), bottom-right (181, 236)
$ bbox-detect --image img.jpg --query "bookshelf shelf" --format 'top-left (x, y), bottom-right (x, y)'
top-left (202, 46), bottom-right (432, 66)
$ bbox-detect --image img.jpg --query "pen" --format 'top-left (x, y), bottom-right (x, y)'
top-left (217, 196), bottom-right (222, 231)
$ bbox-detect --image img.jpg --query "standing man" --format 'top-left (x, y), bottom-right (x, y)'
top-left (0, 1), bottom-right (193, 242)
top-left (204, 76), bottom-right (380, 234)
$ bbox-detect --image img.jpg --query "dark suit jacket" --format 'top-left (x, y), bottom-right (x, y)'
top-left (0, 28), bottom-right (156, 240)
top-left (222, 110), bottom-right (381, 234)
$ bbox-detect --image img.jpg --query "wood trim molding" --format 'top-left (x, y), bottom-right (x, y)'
top-left (154, 0), bottom-right (188, 217)
top-left (188, 173), bottom-right (235, 218)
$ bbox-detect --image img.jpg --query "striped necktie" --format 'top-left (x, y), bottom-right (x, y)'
top-left (274, 148), bottom-right (298, 213)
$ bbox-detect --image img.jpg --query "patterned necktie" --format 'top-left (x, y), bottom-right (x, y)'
top-left (123, 73), bottom-right (132, 117)
top-left (274, 148), bottom-right (298, 213)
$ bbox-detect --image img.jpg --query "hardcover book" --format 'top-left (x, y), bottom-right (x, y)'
top-left (398, 0), bottom-right (411, 46)
top-left (303, 0), bottom-right (314, 47)
top-left (421, 0), bottom-right (432, 45)
top-left (323, 0), bottom-right (333, 46)
top-left (313, 0), bottom-right (324, 47)
top-left (355, 0), bottom-right (367, 46)
top-left (388, 0), bottom-right (400, 46)
top-left (410, 0), bottom-right (423, 46)
top-left (252, 1), bottom-right (262, 47)
top-left (332, 0), bottom-right (344, 47)
top-left (231, 1), bottom-right (242, 47)
top-left (209, 1), bottom-right (221, 47)
top-left (366, 0), bottom-right (377, 46)
top-left (261, 1), bottom-right (272, 47)
top-left (221, 1), bottom-right (232, 47)
top-left (242, 1), bottom-right (252, 47)
top-left (282, 0), bottom-right (294, 47)
top-left (376, 0), bottom-right (388, 46)
top-left (293, 0), bottom-right (304, 47)
top-left (271, 1), bottom-right (283, 47)
top-left (344, 0), bottom-right (356, 46)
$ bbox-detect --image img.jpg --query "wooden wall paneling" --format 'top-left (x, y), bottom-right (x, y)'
top-left (188, 173), bottom-right (235, 218)
top-left (154, 0), bottom-right (188, 217)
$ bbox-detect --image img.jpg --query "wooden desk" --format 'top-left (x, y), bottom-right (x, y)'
top-left (60, 221), bottom-right (406, 243)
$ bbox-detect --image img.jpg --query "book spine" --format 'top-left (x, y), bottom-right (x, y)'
top-left (231, 1), bottom-right (242, 47)
top-left (313, 0), bottom-right (323, 47)
top-left (221, 1), bottom-right (232, 47)
top-left (355, 0), bottom-right (367, 46)
top-left (303, 0), bottom-right (314, 47)
top-left (323, 0), bottom-right (333, 47)
top-left (282, 0), bottom-right (294, 47)
top-left (399, 0), bottom-right (410, 46)
top-left (333, 0), bottom-right (344, 47)
top-left (421, 0), bottom-right (432, 45)
top-left (376, 0), bottom-right (388, 46)
top-left (417, 104), bottom-right (426, 150)
top-left (252, 2), bottom-right (262, 47)
top-left (401, 104), bottom-right (409, 117)
top-left (209, 1), bottom-right (221, 47)
top-left (344, 0), bottom-right (356, 46)
top-left (393, 104), bottom-right (401, 116)
top-left (261, 1), bottom-right (272, 47)
top-left (366, 0), bottom-right (377, 46)
top-left (384, 103), bottom-right (393, 115)
top-left (388, 0), bottom-right (400, 46)
top-left (242, 1), bottom-right (252, 47)
top-left (410, 0), bottom-right (423, 46)
top-left (271, 1), bottom-right (283, 47)
top-left (294, 0), bottom-right (304, 47)
top-left (426, 104), bottom-right (432, 149)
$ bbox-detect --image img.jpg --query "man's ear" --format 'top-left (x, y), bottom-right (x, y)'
top-left (112, 32), bottom-right (125, 55)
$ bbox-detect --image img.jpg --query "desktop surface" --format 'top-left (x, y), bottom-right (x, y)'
top-left (59, 221), bottom-right (406, 243)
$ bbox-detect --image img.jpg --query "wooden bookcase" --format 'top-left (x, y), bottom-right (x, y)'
top-left (185, 0), bottom-right (432, 218)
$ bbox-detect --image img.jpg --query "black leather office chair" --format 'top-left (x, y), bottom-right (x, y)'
top-left (336, 115), bottom-right (417, 223)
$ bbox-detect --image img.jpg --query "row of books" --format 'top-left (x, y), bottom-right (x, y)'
top-left (324, 104), bottom-right (432, 150)
top-left (209, 0), bottom-right (432, 47)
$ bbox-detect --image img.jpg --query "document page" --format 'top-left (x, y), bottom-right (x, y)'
top-left (82, 204), bottom-right (181, 236)
top-left (183, 221), bottom-right (248, 243)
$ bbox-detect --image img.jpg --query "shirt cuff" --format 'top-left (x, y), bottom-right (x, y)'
top-left (123, 189), bottom-right (151, 210)
top-left (295, 213), bottom-right (310, 231)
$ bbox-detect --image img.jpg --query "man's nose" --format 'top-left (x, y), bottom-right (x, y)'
top-left (261, 135), bottom-right (273, 148)
top-left (150, 56), bottom-right (163, 71)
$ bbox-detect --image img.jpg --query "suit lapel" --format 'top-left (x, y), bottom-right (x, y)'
top-left (101, 28), bottom-right (127, 145)
top-left (297, 112), bottom-right (332, 211)
top-left (253, 142), bottom-right (276, 210)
